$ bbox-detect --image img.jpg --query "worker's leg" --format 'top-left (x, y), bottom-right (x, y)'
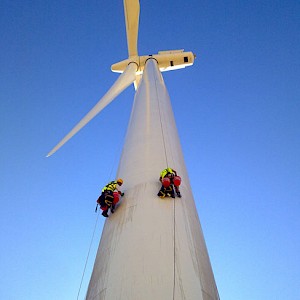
top-left (157, 185), bottom-right (166, 198)
top-left (174, 185), bottom-right (181, 197)
top-left (111, 204), bottom-right (115, 213)
top-left (168, 185), bottom-right (175, 198)
top-left (101, 192), bottom-right (114, 217)
top-left (102, 209), bottom-right (109, 217)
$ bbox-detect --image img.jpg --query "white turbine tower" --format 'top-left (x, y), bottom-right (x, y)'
top-left (47, 0), bottom-right (219, 299)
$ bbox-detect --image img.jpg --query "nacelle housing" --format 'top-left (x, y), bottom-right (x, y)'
top-left (111, 50), bottom-right (195, 74)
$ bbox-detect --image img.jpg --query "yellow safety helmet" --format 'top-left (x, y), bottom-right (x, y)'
top-left (117, 178), bottom-right (123, 185)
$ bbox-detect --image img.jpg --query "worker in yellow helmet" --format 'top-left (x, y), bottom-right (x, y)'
top-left (97, 178), bottom-right (124, 217)
top-left (157, 167), bottom-right (181, 198)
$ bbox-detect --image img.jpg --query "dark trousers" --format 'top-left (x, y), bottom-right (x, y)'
top-left (98, 191), bottom-right (114, 210)
top-left (158, 184), bottom-right (175, 198)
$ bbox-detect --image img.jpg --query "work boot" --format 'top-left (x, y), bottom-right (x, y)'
top-left (168, 191), bottom-right (175, 198)
top-left (102, 210), bottom-right (108, 218)
top-left (111, 205), bottom-right (115, 213)
top-left (177, 192), bottom-right (182, 198)
top-left (158, 192), bottom-right (165, 198)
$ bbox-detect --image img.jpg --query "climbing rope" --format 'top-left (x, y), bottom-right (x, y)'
top-left (76, 210), bottom-right (101, 300)
top-left (76, 122), bottom-right (127, 299)
top-left (152, 61), bottom-right (177, 299)
top-left (172, 193), bottom-right (176, 300)
top-left (154, 69), bottom-right (169, 168)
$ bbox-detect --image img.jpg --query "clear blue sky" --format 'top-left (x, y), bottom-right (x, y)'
top-left (1, 0), bottom-right (299, 299)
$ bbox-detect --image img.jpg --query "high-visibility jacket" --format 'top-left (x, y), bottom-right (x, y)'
top-left (102, 181), bottom-right (117, 192)
top-left (160, 168), bottom-right (175, 178)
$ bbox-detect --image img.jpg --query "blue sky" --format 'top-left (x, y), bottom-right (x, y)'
top-left (1, 0), bottom-right (299, 299)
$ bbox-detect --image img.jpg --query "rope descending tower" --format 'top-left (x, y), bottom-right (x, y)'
top-left (85, 59), bottom-right (219, 300)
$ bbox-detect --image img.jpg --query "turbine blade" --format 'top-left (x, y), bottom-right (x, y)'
top-left (47, 63), bottom-right (137, 157)
top-left (124, 0), bottom-right (140, 57)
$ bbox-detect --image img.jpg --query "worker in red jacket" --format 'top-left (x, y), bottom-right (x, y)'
top-left (97, 178), bottom-right (124, 217)
top-left (157, 167), bottom-right (181, 198)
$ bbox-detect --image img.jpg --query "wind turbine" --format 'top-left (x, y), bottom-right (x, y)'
top-left (48, 0), bottom-right (220, 299)
top-left (47, 0), bottom-right (194, 158)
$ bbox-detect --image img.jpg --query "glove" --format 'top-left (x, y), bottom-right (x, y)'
top-left (121, 192), bottom-right (124, 197)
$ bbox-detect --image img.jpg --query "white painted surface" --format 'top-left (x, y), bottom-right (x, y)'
top-left (86, 59), bottom-right (219, 300)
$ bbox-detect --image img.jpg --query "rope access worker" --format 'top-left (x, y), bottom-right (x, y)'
top-left (157, 167), bottom-right (182, 198)
top-left (97, 178), bottom-right (124, 217)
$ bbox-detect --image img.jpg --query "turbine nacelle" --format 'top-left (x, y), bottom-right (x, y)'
top-left (111, 50), bottom-right (195, 74)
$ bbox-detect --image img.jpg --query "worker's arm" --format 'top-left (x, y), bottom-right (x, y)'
top-left (115, 185), bottom-right (125, 196)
